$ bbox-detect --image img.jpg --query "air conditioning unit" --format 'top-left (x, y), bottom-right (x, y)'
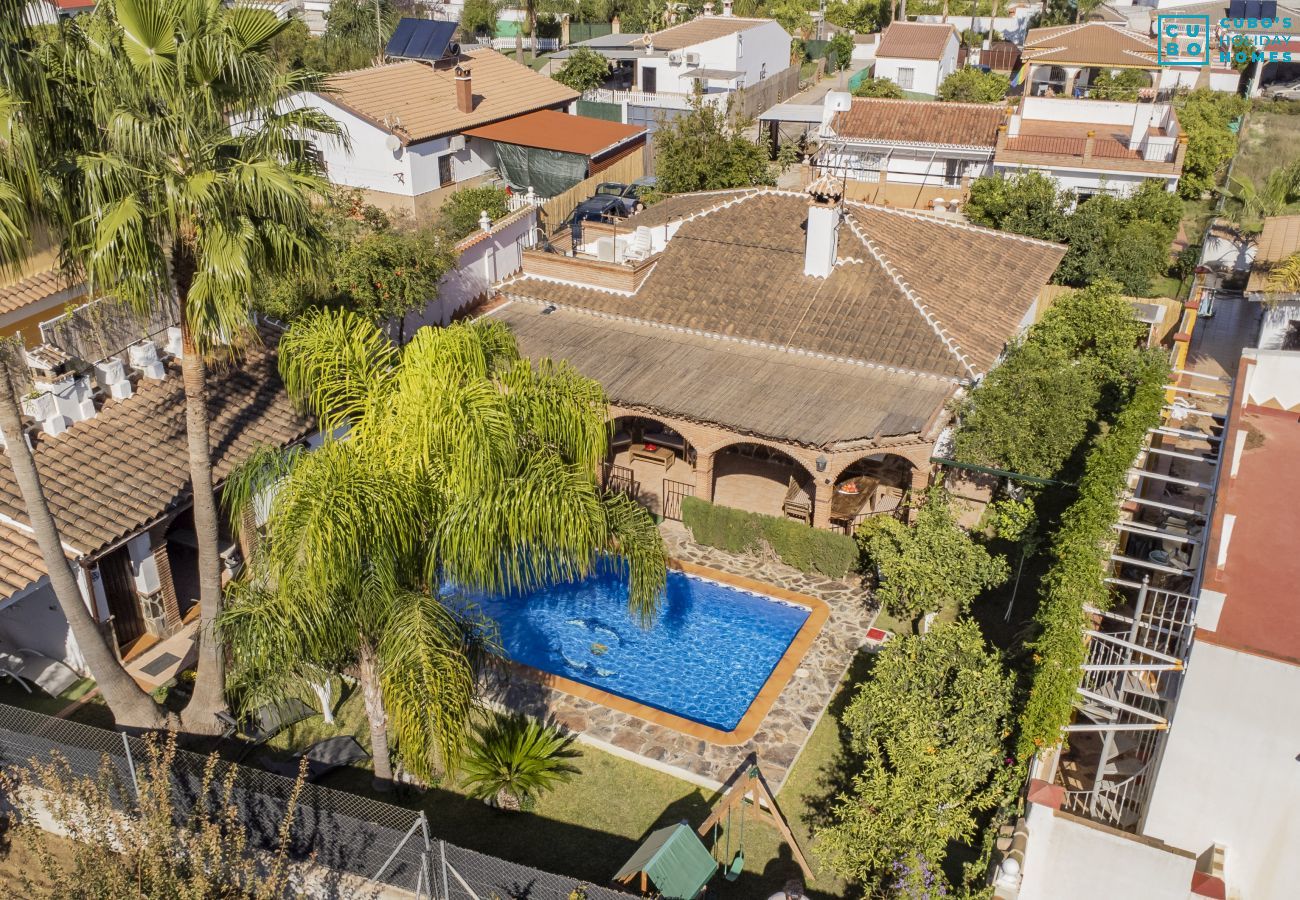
top-left (448, 134), bottom-right (466, 152)
top-left (684, 52), bottom-right (700, 65)
top-left (668, 52), bottom-right (682, 66)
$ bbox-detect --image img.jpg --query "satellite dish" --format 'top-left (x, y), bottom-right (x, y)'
top-left (385, 133), bottom-right (402, 153)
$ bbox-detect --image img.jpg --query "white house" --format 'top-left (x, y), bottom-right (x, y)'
top-left (288, 49), bottom-right (578, 219)
top-left (994, 96), bottom-right (1186, 197)
top-left (872, 21), bottom-right (960, 97)
top-left (814, 92), bottom-right (1004, 209)
top-left (630, 10), bottom-right (790, 101)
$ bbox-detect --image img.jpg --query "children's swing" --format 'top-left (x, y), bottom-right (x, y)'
top-left (712, 794), bottom-right (748, 881)
top-left (698, 757), bottom-right (814, 885)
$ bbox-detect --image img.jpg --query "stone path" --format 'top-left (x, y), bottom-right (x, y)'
top-left (491, 523), bottom-right (877, 792)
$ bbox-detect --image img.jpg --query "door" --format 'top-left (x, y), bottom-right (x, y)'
top-left (642, 66), bottom-right (656, 94)
top-left (98, 548), bottom-right (145, 647)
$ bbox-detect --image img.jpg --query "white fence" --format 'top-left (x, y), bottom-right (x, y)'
top-left (481, 37), bottom-right (560, 52)
top-left (583, 87), bottom-right (724, 110)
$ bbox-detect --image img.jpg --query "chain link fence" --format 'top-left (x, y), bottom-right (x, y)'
top-left (0, 703), bottom-right (635, 900)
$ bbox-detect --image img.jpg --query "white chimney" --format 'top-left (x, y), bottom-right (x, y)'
top-left (94, 358), bottom-right (133, 401)
top-left (722, 0), bottom-right (734, 14)
top-left (804, 177), bottom-right (843, 279)
top-left (128, 339), bottom-right (166, 380)
top-left (703, 1), bottom-right (714, 14)
top-left (1130, 101), bottom-right (1158, 154)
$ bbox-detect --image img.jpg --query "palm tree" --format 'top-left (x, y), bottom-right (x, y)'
top-left (0, 3), bottom-right (166, 729)
top-left (461, 715), bottom-right (579, 810)
top-left (1228, 166), bottom-right (1300, 228)
top-left (1265, 252), bottom-right (1300, 296)
top-left (55, 0), bottom-right (341, 732)
top-left (220, 310), bottom-right (665, 785)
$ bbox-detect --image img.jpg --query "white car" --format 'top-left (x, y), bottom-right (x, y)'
top-left (1263, 78), bottom-right (1300, 100)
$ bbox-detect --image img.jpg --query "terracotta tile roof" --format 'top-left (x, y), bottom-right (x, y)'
top-left (0, 524), bottom-right (46, 597)
top-left (492, 301), bottom-right (957, 447)
top-left (323, 50), bottom-right (578, 145)
top-left (0, 330), bottom-right (313, 558)
top-left (1246, 215), bottom-right (1300, 292)
top-left (1022, 22), bottom-right (1158, 68)
top-left (876, 22), bottom-right (957, 60)
top-left (831, 98), bottom-right (1004, 148)
top-left (0, 269), bottom-right (82, 319)
top-left (637, 16), bottom-right (772, 51)
top-left (463, 110), bottom-right (645, 157)
top-left (499, 190), bottom-right (1065, 380)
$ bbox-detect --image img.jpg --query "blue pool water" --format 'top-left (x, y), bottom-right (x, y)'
top-left (459, 568), bottom-right (810, 731)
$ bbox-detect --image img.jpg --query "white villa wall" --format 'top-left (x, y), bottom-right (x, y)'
top-left (636, 19), bottom-right (790, 96)
top-left (1240, 347), bottom-right (1300, 409)
top-left (287, 93), bottom-right (416, 198)
top-left (1017, 803), bottom-right (1197, 900)
top-left (1256, 300), bottom-right (1300, 350)
top-left (992, 163), bottom-right (1172, 196)
top-left (1019, 96), bottom-right (1176, 135)
top-left (1142, 641), bottom-right (1300, 900)
top-left (875, 56), bottom-right (945, 96)
top-left (0, 583), bottom-right (86, 672)
top-left (915, 13), bottom-right (1031, 42)
top-left (819, 145), bottom-right (993, 186)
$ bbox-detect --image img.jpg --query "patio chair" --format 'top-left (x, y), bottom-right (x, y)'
top-left (782, 476), bottom-right (812, 523)
top-left (643, 430), bottom-right (685, 453)
top-left (625, 226), bottom-right (653, 261)
top-left (217, 697), bottom-right (316, 745)
top-left (262, 735), bottom-right (370, 782)
top-left (610, 429), bottom-right (633, 452)
top-left (0, 647), bottom-right (81, 697)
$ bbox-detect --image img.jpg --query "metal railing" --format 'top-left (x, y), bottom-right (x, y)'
top-left (661, 478), bottom-right (695, 522)
top-left (0, 703), bottom-right (633, 900)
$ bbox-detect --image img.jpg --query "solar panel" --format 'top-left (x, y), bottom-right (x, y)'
top-left (386, 18), bottom-right (459, 62)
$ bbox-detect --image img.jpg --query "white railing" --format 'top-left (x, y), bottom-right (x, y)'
top-left (487, 37), bottom-right (560, 52)
top-left (506, 186), bottom-right (547, 212)
top-left (582, 88), bottom-right (725, 109)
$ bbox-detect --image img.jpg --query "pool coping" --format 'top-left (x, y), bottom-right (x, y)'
top-left (505, 559), bottom-right (830, 746)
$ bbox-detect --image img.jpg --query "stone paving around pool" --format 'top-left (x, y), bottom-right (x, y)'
top-left (489, 522), bottom-right (879, 792)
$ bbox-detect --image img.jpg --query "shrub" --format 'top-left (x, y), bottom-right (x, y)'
top-left (461, 714), bottom-right (580, 810)
top-left (937, 67), bottom-right (1009, 103)
top-left (439, 184), bottom-right (511, 241)
top-left (553, 46), bottom-right (609, 93)
top-left (852, 76), bottom-right (904, 99)
top-left (1088, 69), bottom-right (1149, 102)
top-left (680, 496), bottom-right (859, 578)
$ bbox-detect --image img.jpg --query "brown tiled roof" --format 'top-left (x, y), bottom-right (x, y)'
top-left (1022, 22), bottom-right (1157, 68)
top-left (500, 191), bottom-right (1065, 379)
top-left (0, 524), bottom-right (46, 597)
top-left (0, 269), bottom-right (82, 318)
top-left (463, 110), bottom-right (645, 157)
top-left (876, 22), bottom-right (957, 60)
top-left (323, 50), bottom-right (578, 145)
top-left (831, 98), bottom-right (1004, 148)
top-left (493, 301), bottom-right (957, 447)
top-left (1246, 215), bottom-right (1300, 292)
top-left (638, 16), bottom-right (771, 51)
top-left (0, 330), bottom-right (313, 557)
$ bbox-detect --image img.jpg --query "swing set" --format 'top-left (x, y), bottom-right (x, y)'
top-left (697, 759), bottom-right (813, 885)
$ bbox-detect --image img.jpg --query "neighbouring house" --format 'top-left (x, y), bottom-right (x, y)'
top-left (0, 269), bottom-right (86, 346)
top-left (872, 21), bottom-right (960, 97)
top-left (1245, 214), bottom-right (1300, 348)
top-left (1008, 347), bottom-right (1300, 900)
top-left (287, 48), bottom-right (579, 219)
top-left (462, 110), bottom-right (645, 197)
top-left (0, 303), bottom-right (313, 688)
top-left (541, 32), bottom-right (647, 83)
top-left (1020, 22), bottom-right (1164, 97)
top-left (488, 185), bottom-right (1065, 531)
top-left (1155, 0), bottom-right (1300, 95)
top-left (23, 0), bottom-right (96, 23)
top-left (813, 93), bottom-right (1004, 210)
top-left (994, 96), bottom-right (1186, 197)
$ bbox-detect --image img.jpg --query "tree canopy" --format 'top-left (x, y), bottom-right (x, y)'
top-left (553, 46), bottom-right (611, 92)
top-left (966, 174), bottom-right (1182, 296)
top-left (824, 0), bottom-right (892, 33)
top-left (1174, 88), bottom-right (1248, 199)
top-left (856, 487), bottom-right (1008, 623)
top-left (852, 75), bottom-right (903, 98)
top-left (937, 67), bottom-right (1009, 103)
top-left (953, 280), bottom-right (1150, 481)
top-left (654, 97), bottom-right (775, 193)
top-left (439, 184), bottom-right (512, 241)
top-left (816, 620), bottom-right (1015, 892)
top-left (1088, 68), bottom-right (1149, 101)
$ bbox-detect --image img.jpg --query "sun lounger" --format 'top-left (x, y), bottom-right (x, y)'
top-left (217, 697), bottom-right (316, 744)
top-left (0, 648), bottom-right (81, 696)
top-left (261, 735), bottom-right (371, 782)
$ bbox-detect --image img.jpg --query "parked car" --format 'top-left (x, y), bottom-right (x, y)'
top-left (591, 177), bottom-right (658, 216)
top-left (1263, 78), bottom-right (1300, 100)
top-left (565, 193), bottom-right (626, 226)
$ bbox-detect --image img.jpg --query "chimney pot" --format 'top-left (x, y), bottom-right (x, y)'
top-left (128, 340), bottom-right (166, 381)
top-left (723, 0), bottom-right (733, 14)
top-left (455, 65), bottom-right (473, 114)
top-left (804, 176), bottom-right (843, 279)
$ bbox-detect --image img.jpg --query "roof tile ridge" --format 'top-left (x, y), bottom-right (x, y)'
top-left (842, 212), bottom-right (979, 380)
top-left (673, 188), bottom-right (766, 227)
top-left (502, 297), bottom-right (961, 384)
top-left (845, 200), bottom-right (1065, 251)
top-left (497, 271), bottom-right (638, 298)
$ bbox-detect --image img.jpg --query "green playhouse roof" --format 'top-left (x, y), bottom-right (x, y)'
top-left (613, 823), bottom-right (717, 900)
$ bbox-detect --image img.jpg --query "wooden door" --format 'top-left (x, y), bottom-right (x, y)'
top-left (98, 549), bottom-right (145, 647)
top-left (642, 67), bottom-right (656, 94)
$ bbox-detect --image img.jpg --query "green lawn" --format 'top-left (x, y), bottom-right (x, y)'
top-left (1230, 106), bottom-right (1300, 220)
top-left (0, 676), bottom-right (114, 729)
top-left (257, 670), bottom-right (863, 898)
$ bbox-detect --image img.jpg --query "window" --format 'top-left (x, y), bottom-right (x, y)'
top-left (759, 62), bottom-right (767, 80)
top-left (896, 68), bottom-right (914, 90)
top-left (944, 158), bottom-right (962, 187)
top-left (642, 66), bottom-right (657, 94)
top-left (438, 153), bottom-right (453, 187)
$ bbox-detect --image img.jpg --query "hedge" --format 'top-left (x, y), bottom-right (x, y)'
top-left (1016, 353), bottom-right (1169, 757)
top-left (680, 496), bottom-right (859, 579)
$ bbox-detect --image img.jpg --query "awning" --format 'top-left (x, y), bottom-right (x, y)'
top-left (462, 109), bottom-right (645, 158)
top-left (683, 67), bottom-right (743, 81)
top-left (757, 102), bottom-right (825, 124)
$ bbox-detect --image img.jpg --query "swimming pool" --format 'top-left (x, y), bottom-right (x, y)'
top-left (460, 566), bottom-right (812, 732)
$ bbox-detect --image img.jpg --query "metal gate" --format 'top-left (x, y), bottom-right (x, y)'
top-left (662, 479), bottom-right (695, 521)
top-left (603, 463), bottom-right (639, 499)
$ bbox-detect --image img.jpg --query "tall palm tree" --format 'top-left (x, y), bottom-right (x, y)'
top-left (56, 0), bottom-right (340, 732)
top-left (1265, 252), bottom-right (1300, 296)
top-left (0, 2), bottom-right (166, 729)
top-left (220, 310), bottom-right (665, 785)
